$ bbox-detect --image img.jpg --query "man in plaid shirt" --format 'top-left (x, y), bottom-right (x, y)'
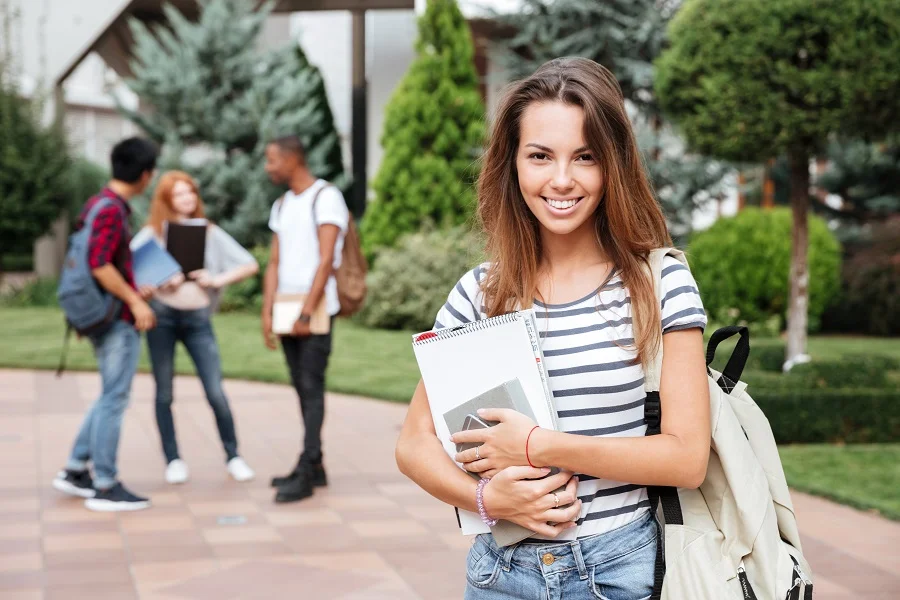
top-left (53, 138), bottom-right (159, 512)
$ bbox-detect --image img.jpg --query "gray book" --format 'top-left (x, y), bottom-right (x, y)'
top-left (443, 379), bottom-right (552, 547)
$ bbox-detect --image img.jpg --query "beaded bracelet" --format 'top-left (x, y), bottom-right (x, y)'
top-left (476, 478), bottom-right (498, 527)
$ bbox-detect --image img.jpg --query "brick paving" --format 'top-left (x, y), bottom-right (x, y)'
top-left (0, 369), bottom-right (897, 599)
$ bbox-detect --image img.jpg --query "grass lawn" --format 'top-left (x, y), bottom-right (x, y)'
top-left (0, 306), bottom-right (421, 403)
top-left (3, 307), bottom-right (899, 519)
top-left (779, 444), bottom-right (900, 521)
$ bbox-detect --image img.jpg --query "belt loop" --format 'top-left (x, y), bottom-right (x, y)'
top-left (571, 540), bottom-right (588, 580)
top-left (501, 543), bottom-right (517, 572)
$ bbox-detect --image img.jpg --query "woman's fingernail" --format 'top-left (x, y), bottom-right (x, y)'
top-left (477, 409), bottom-right (486, 415)
top-left (543, 468), bottom-right (551, 473)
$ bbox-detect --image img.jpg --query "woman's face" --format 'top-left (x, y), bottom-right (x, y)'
top-left (170, 180), bottom-right (199, 217)
top-left (515, 101), bottom-right (604, 237)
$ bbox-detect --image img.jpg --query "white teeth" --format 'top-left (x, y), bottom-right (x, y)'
top-left (545, 198), bottom-right (578, 210)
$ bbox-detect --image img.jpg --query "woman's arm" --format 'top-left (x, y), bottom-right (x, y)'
top-left (456, 329), bottom-right (711, 489)
top-left (397, 380), bottom-right (583, 537)
top-left (211, 261), bottom-right (258, 288)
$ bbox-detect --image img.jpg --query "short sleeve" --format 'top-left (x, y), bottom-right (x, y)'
top-left (209, 225), bottom-right (256, 272)
top-left (268, 197), bottom-right (283, 234)
top-left (660, 256), bottom-right (707, 333)
top-left (433, 266), bottom-right (486, 330)
top-left (314, 186), bottom-right (350, 232)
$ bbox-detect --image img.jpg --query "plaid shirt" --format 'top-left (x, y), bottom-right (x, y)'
top-left (76, 187), bottom-right (135, 324)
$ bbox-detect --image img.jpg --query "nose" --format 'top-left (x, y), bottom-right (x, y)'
top-left (550, 163), bottom-right (575, 191)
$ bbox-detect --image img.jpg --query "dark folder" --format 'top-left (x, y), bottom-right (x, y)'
top-left (165, 221), bottom-right (207, 274)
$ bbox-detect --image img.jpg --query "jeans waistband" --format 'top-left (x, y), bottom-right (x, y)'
top-left (483, 510), bottom-right (657, 576)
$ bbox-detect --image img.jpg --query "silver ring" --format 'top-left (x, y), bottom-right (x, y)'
top-left (475, 446), bottom-right (481, 460)
top-left (552, 492), bottom-right (560, 508)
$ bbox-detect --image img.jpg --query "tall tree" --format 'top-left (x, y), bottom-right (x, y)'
top-left (120, 0), bottom-right (347, 245)
top-left (655, 0), bottom-right (900, 367)
top-left (0, 65), bottom-right (70, 279)
top-left (360, 0), bottom-right (485, 259)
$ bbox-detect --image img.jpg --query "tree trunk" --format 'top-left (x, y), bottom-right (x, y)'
top-left (762, 159), bottom-right (776, 209)
top-left (785, 150), bottom-right (811, 370)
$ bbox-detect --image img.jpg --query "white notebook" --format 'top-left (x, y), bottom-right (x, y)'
top-left (412, 309), bottom-right (557, 536)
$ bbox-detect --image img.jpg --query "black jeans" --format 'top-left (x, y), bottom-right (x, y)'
top-left (280, 328), bottom-right (332, 463)
top-left (146, 299), bottom-right (239, 463)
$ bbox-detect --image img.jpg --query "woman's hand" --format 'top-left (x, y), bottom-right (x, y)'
top-left (189, 269), bottom-right (221, 289)
top-left (160, 272), bottom-right (185, 292)
top-left (451, 409), bottom-right (539, 477)
top-left (482, 467), bottom-right (581, 538)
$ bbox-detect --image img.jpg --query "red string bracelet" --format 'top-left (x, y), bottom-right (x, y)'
top-left (525, 425), bottom-right (540, 468)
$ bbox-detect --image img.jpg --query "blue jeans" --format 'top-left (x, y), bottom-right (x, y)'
top-left (465, 511), bottom-right (658, 600)
top-left (146, 300), bottom-right (238, 463)
top-left (67, 320), bottom-right (141, 490)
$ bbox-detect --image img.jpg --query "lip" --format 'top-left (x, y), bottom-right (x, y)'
top-left (541, 196), bottom-right (584, 215)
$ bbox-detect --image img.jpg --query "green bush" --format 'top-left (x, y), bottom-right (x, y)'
top-left (66, 158), bottom-right (109, 227)
top-left (360, 0), bottom-right (485, 260)
top-left (789, 355), bottom-right (898, 390)
top-left (218, 245), bottom-right (269, 313)
top-left (753, 389), bottom-right (900, 444)
top-left (354, 226), bottom-right (484, 331)
top-left (0, 278), bottom-right (59, 307)
top-left (689, 208), bottom-right (841, 331)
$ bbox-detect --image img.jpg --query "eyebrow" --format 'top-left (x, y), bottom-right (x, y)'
top-left (525, 143), bottom-right (590, 154)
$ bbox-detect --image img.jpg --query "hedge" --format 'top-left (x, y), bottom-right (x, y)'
top-left (752, 388), bottom-right (900, 444)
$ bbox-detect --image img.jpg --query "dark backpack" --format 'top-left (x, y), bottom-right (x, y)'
top-left (57, 198), bottom-right (123, 338)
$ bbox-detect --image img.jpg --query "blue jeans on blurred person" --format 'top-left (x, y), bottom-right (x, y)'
top-left (66, 319), bottom-right (141, 490)
top-left (146, 299), bottom-right (239, 464)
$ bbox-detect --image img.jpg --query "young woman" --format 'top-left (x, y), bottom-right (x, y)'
top-left (131, 171), bottom-right (258, 485)
top-left (395, 58), bottom-right (711, 599)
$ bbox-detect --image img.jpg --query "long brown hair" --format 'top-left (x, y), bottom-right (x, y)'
top-left (147, 171), bottom-right (206, 236)
top-left (477, 57), bottom-right (672, 367)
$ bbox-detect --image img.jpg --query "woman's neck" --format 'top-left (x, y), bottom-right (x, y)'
top-left (539, 220), bottom-right (609, 278)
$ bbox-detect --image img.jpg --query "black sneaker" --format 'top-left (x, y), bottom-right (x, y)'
top-left (52, 469), bottom-right (96, 498)
top-left (84, 482), bottom-right (150, 512)
top-left (274, 464), bottom-right (314, 503)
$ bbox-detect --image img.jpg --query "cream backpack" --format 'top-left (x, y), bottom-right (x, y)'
top-left (642, 249), bottom-right (814, 600)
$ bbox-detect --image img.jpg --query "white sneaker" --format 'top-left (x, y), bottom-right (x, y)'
top-left (165, 459), bottom-right (190, 484)
top-left (227, 457), bottom-right (255, 482)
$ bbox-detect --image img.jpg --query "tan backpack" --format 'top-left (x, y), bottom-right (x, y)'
top-left (276, 183), bottom-right (368, 317)
top-left (642, 248), bottom-right (814, 600)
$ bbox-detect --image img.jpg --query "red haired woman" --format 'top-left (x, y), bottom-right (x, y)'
top-left (396, 58), bottom-right (710, 599)
top-left (131, 171), bottom-right (258, 485)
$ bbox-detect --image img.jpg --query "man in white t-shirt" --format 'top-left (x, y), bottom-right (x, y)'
top-left (261, 134), bottom-right (349, 503)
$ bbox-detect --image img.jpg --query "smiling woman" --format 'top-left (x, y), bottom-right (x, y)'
top-left (395, 57), bottom-right (711, 600)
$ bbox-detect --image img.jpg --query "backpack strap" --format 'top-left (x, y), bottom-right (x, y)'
top-left (310, 182), bottom-right (335, 229)
top-left (643, 248), bottom-right (688, 600)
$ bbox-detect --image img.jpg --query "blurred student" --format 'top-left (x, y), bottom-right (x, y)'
top-left (130, 171), bottom-right (258, 484)
top-left (261, 135), bottom-right (349, 503)
top-left (53, 137), bottom-right (158, 512)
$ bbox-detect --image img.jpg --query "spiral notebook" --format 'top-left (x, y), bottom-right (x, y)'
top-left (412, 309), bottom-right (557, 540)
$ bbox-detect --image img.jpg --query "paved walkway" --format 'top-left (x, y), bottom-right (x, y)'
top-left (0, 369), bottom-right (897, 599)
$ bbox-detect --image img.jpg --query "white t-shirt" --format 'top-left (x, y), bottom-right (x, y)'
top-left (268, 179), bottom-right (349, 316)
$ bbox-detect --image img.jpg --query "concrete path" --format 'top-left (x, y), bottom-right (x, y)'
top-left (0, 370), bottom-right (897, 599)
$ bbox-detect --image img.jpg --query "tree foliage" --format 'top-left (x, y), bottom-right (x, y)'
top-left (360, 0), bottom-right (485, 259)
top-left (120, 0), bottom-right (347, 245)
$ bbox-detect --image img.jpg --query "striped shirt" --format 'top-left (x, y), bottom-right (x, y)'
top-left (434, 256), bottom-right (707, 540)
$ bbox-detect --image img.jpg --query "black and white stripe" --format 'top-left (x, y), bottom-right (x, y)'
top-left (433, 255), bottom-right (707, 539)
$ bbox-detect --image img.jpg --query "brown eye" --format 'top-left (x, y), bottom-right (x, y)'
top-left (529, 153), bottom-right (549, 161)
